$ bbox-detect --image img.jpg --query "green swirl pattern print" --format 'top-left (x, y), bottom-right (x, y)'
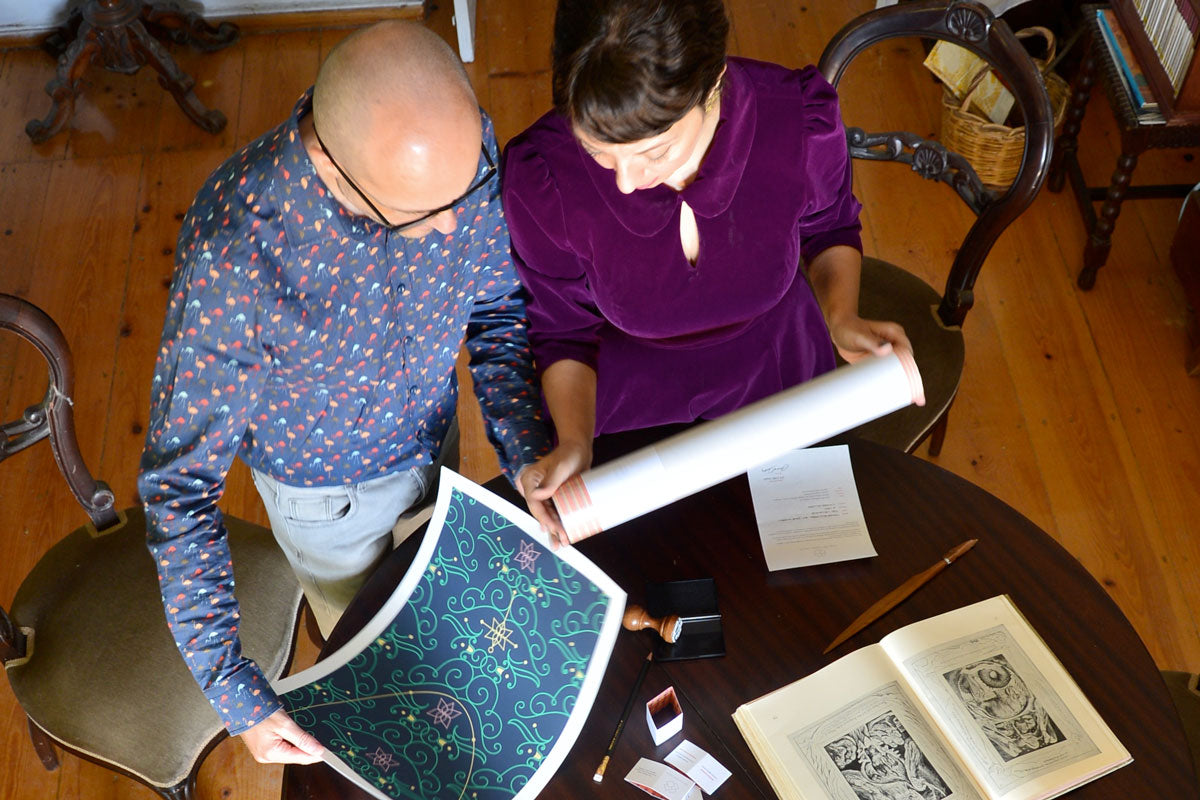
top-left (279, 487), bottom-right (613, 799)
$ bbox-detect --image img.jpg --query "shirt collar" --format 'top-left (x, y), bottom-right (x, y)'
top-left (579, 59), bottom-right (757, 236)
top-left (275, 88), bottom-right (380, 248)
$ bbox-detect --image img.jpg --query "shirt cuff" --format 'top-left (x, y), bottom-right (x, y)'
top-left (801, 228), bottom-right (863, 266)
top-left (493, 418), bottom-right (553, 480)
top-left (203, 661), bottom-right (283, 736)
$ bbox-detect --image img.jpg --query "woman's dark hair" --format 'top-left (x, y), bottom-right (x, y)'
top-left (552, 0), bottom-right (729, 143)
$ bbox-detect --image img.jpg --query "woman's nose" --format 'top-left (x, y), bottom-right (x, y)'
top-left (614, 159), bottom-right (642, 194)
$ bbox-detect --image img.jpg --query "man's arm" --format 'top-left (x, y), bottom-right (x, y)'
top-left (138, 216), bottom-right (280, 738)
top-left (462, 125), bottom-right (553, 479)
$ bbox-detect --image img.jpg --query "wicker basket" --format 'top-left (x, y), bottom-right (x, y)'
top-left (940, 27), bottom-right (1069, 190)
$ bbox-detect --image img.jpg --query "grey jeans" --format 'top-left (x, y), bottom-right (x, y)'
top-left (249, 421), bottom-right (458, 637)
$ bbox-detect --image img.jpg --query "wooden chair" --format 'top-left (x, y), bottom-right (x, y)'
top-left (819, 0), bottom-right (1054, 454)
top-left (0, 294), bottom-right (304, 800)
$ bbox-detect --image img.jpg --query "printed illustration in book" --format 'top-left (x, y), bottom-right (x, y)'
top-left (733, 596), bottom-right (1130, 800)
top-left (273, 468), bottom-right (626, 800)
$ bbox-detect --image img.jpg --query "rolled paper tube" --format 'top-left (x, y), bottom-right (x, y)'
top-left (553, 349), bottom-right (925, 544)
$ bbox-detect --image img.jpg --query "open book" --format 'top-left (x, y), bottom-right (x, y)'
top-left (273, 469), bottom-right (626, 799)
top-left (733, 596), bottom-right (1130, 800)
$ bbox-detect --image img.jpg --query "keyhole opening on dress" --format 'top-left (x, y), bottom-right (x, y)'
top-left (679, 200), bottom-right (700, 266)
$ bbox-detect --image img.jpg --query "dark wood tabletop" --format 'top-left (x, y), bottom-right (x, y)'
top-left (282, 433), bottom-right (1198, 800)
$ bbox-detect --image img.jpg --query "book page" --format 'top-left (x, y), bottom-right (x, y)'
top-left (747, 445), bottom-right (877, 571)
top-left (733, 645), bottom-right (985, 800)
top-left (881, 597), bottom-right (1131, 800)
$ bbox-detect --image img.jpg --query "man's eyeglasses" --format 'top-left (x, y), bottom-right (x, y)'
top-left (312, 120), bottom-right (496, 232)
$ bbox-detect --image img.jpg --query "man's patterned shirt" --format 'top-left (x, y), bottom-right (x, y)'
top-left (138, 91), bottom-right (549, 734)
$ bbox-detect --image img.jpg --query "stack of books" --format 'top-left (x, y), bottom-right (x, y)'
top-left (1130, 0), bottom-right (1199, 94)
top-left (1096, 7), bottom-right (1168, 124)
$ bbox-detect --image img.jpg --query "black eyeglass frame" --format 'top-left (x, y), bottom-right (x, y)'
top-left (312, 120), bottom-right (496, 231)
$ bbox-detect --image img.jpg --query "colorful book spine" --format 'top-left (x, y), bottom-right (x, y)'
top-left (1129, 0), bottom-right (1199, 95)
top-left (1099, 8), bottom-right (1158, 110)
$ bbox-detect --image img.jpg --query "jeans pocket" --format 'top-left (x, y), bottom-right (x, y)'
top-left (286, 488), bottom-right (356, 526)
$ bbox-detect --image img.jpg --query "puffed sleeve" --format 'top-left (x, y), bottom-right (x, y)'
top-left (502, 138), bottom-right (603, 374)
top-left (794, 66), bottom-right (863, 265)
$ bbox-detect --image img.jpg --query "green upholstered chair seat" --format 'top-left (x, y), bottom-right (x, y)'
top-left (843, 256), bottom-right (965, 451)
top-left (5, 506), bottom-right (302, 790)
top-left (1163, 670), bottom-right (1200, 779)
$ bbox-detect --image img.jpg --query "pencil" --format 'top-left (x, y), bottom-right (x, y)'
top-left (593, 651), bottom-right (653, 782)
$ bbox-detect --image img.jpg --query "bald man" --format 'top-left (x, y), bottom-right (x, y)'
top-left (138, 21), bottom-right (549, 764)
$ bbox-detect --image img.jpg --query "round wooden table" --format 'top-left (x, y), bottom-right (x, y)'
top-left (283, 435), bottom-right (1198, 799)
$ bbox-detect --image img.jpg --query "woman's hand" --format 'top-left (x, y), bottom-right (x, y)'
top-left (827, 313), bottom-right (911, 364)
top-left (806, 246), bottom-right (911, 364)
top-left (516, 439), bottom-right (593, 547)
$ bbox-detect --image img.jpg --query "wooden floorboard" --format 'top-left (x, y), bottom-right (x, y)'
top-left (1, 1), bottom-right (1198, 798)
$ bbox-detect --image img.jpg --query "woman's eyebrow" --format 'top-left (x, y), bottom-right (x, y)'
top-left (633, 139), bottom-right (671, 155)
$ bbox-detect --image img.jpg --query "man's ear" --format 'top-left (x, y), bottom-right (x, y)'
top-left (301, 119), bottom-right (331, 171)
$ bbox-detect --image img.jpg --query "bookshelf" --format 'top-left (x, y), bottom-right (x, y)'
top-left (1047, 5), bottom-right (1200, 290)
top-left (1110, 0), bottom-right (1200, 123)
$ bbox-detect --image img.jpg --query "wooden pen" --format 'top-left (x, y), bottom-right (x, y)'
top-left (823, 538), bottom-right (978, 654)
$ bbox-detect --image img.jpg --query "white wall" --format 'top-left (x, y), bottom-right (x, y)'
top-left (0, 1), bottom-right (420, 37)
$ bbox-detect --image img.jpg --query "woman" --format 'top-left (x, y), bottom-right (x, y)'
top-left (504, 0), bottom-right (909, 534)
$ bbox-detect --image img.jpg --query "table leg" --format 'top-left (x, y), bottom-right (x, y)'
top-left (128, 19), bottom-right (227, 134)
top-left (1078, 150), bottom-right (1137, 290)
top-left (141, 1), bottom-right (239, 53)
top-left (25, 28), bottom-right (100, 143)
top-left (1049, 34), bottom-right (1095, 194)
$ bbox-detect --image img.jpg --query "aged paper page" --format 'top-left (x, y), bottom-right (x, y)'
top-left (747, 444), bottom-right (876, 571)
top-left (881, 596), bottom-right (1131, 800)
top-left (734, 645), bottom-right (986, 800)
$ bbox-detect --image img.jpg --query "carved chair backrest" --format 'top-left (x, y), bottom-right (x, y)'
top-left (818, 0), bottom-right (1054, 327)
top-left (0, 294), bottom-right (122, 662)
top-left (0, 294), bottom-right (119, 529)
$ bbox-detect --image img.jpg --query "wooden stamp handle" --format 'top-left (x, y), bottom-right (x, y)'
top-left (622, 604), bottom-right (682, 643)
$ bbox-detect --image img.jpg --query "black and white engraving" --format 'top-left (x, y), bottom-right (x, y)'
top-left (944, 654), bottom-right (1064, 761)
top-left (824, 712), bottom-right (951, 800)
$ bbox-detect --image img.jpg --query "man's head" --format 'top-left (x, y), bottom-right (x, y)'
top-left (310, 20), bottom-right (483, 238)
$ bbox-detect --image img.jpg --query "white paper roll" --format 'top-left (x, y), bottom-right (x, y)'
top-left (553, 349), bottom-right (924, 543)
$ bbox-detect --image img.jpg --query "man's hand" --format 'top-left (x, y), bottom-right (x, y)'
top-left (516, 440), bottom-right (592, 547)
top-left (827, 314), bottom-right (912, 365)
top-left (239, 709), bottom-right (326, 765)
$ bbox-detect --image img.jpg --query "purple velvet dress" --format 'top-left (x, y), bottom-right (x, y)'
top-left (502, 57), bottom-right (862, 435)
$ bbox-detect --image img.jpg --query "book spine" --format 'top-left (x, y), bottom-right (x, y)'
top-left (1101, 8), bottom-right (1157, 108)
top-left (1099, 8), bottom-right (1149, 107)
top-left (1136, 0), bottom-right (1200, 92)
top-left (1172, 0), bottom-right (1200, 33)
top-left (1174, 0), bottom-right (1200, 34)
top-left (1114, 0), bottom-right (1180, 112)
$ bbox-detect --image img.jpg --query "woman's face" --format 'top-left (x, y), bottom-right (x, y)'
top-left (574, 103), bottom-right (713, 194)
